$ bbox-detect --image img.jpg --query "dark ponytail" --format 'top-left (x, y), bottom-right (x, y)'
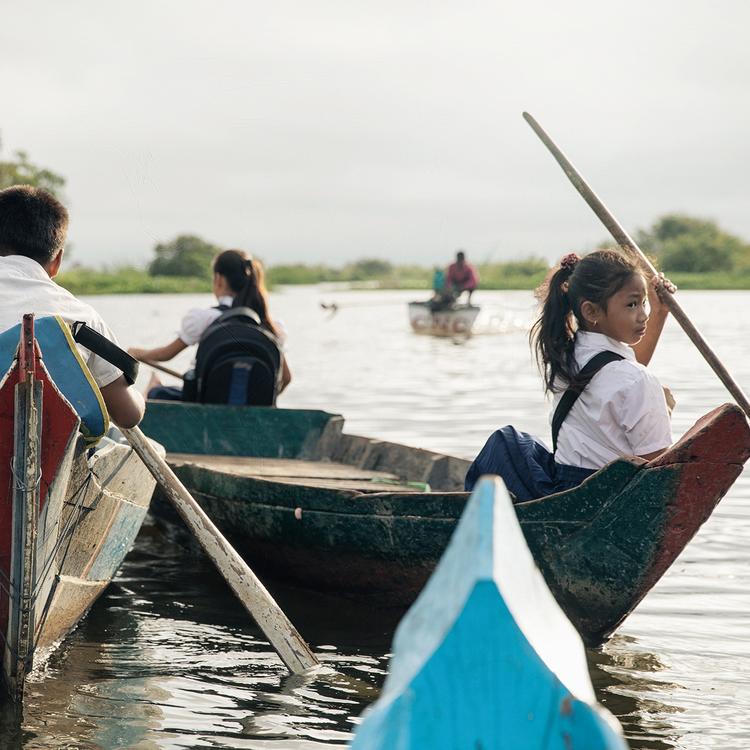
top-left (213, 249), bottom-right (280, 338)
top-left (530, 248), bottom-right (642, 393)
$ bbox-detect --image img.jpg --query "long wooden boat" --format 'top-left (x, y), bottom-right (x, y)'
top-left (0, 315), bottom-right (156, 701)
top-left (350, 476), bottom-right (626, 749)
top-left (408, 300), bottom-right (480, 335)
top-left (141, 400), bottom-right (750, 645)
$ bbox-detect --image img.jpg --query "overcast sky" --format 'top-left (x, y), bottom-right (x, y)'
top-left (2, 1), bottom-right (749, 268)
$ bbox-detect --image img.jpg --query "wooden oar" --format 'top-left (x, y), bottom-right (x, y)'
top-left (522, 111), bottom-right (750, 418)
top-left (121, 425), bottom-right (321, 675)
top-left (141, 359), bottom-right (182, 379)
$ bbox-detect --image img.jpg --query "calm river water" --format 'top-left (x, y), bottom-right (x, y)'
top-left (2, 286), bottom-right (750, 749)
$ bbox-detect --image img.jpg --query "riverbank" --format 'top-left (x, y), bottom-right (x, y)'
top-left (55, 265), bottom-right (750, 295)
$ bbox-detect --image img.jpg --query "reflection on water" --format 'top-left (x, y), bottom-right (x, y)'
top-left (2, 287), bottom-right (749, 749)
top-left (590, 639), bottom-right (681, 750)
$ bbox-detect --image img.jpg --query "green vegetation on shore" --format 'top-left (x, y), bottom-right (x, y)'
top-left (57, 255), bottom-right (750, 296)
top-left (267, 257), bottom-right (550, 289)
top-left (57, 266), bottom-right (211, 295)
top-left (56, 258), bottom-right (551, 295)
top-left (56, 215), bottom-right (750, 295)
top-left (6, 146), bottom-right (750, 293)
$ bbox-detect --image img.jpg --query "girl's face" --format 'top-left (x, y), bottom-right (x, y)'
top-left (212, 272), bottom-right (233, 298)
top-left (588, 273), bottom-right (649, 345)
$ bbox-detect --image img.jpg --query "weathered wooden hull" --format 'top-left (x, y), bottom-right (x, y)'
top-left (142, 401), bottom-right (750, 645)
top-left (350, 477), bottom-right (626, 749)
top-left (408, 301), bottom-right (479, 335)
top-left (0, 321), bottom-right (155, 701)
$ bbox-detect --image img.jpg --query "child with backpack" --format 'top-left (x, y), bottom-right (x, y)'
top-left (128, 249), bottom-right (291, 402)
top-left (465, 248), bottom-right (676, 500)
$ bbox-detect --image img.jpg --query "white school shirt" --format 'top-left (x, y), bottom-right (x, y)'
top-left (178, 296), bottom-right (234, 345)
top-left (553, 331), bottom-right (672, 470)
top-left (178, 296), bottom-right (287, 348)
top-left (0, 255), bottom-right (123, 389)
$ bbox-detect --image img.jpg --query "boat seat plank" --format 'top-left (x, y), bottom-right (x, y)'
top-left (167, 453), bottom-right (403, 483)
top-left (253, 476), bottom-right (426, 493)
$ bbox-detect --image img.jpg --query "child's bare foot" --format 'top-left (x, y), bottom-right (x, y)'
top-left (145, 372), bottom-right (162, 396)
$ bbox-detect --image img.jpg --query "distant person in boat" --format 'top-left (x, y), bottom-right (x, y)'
top-left (128, 249), bottom-right (291, 400)
top-left (432, 266), bottom-right (445, 295)
top-left (445, 250), bottom-right (479, 304)
top-left (0, 185), bottom-right (145, 428)
top-left (429, 266), bottom-right (453, 309)
top-left (465, 249), bottom-right (676, 501)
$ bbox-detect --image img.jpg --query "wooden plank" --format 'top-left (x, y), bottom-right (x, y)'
top-left (124, 425), bottom-right (320, 675)
top-left (219, 476), bottom-right (425, 493)
top-left (350, 477), bottom-right (626, 749)
top-left (167, 453), bottom-right (402, 482)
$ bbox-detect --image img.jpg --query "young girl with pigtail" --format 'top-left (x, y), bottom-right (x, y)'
top-left (129, 249), bottom-right (291, 399)
top-left (465, 248), bottom-right (676, 500)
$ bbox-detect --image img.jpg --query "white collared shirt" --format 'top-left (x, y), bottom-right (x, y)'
top-left (552, 331), bottom-right (672, 470)
top-left (178, 296), bottom-right (234, 345)
top-left (178, 296), bottom-right (287, 348)
top-left (0, 255), bottom-right (123, 388)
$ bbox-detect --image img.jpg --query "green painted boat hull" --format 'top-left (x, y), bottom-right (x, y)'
top-left (141, 401), bottom-right (750, 645)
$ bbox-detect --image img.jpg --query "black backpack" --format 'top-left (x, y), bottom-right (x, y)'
top-left (182, 306), bottom-right (282, 406)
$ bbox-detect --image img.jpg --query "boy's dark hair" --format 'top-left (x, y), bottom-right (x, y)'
top-left (213, 249), bottom-right (280, 338)
top-left (530, 248), bottom-right (642, 393)
top-left (0, 185), bottom-right (69, 265)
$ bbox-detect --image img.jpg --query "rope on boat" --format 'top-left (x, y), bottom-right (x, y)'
top-left (0, 468), bottom-right (96, 665)
top-left (9, 457), bottom-right (42, 493)
top-left (30, 471), bottom-right (95, 600)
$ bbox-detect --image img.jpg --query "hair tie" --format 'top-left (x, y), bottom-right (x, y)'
top-left (244, 258), bottom-right (254, 274)
top-left (559, 252), bottom-right (580, 271)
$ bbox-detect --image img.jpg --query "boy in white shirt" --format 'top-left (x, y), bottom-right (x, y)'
top-left (0, 185), bottom-right (144, 428)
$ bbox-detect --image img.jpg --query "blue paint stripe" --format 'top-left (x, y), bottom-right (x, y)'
top-left (86, 503), bottom-right (149, 581)
top-left (0, 316), bottom-right (108, 441)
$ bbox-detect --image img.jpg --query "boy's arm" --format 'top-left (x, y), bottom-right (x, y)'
top-left (100, 375), bottom-right (146, 428)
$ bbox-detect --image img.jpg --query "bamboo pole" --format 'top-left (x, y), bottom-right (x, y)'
top-left (142, 360), bottom-right (182, 379)
top-left (122, 426), bottom-right (320, 674)
top-left (523, 111), bottom-right (750, 418)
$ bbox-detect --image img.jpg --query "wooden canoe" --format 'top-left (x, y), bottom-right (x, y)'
top-left (408, 300), bottom-right (480, 335)
top-left (0, 316), bottom-right (156, 701)
top-left (350, 476), bottom-right (626, 749)
top-left (141, 400), bottom-right (750, 645)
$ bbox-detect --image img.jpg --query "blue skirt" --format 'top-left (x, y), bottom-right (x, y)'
top-left (465, 425), bottom-right (595, 502)
top-left (147, 385), bottom-right (183, 401)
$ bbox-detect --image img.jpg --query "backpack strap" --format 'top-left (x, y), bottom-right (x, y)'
top-left (214, 306), bottom-right (261, 327)
top-left (551, 350), bottom-right (625, 453)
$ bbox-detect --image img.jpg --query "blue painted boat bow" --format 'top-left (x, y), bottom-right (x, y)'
top-left (350, 476), bottom-right (627, 750)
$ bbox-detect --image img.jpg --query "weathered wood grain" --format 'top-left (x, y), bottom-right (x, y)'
top-left (144, 401), bottom-right (750, 644)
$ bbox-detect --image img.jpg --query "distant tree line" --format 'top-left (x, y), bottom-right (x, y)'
top-left (143, 218), bottom-right (750, 290)
top-left (0, 137), bottom-right (66, 197)
top-left (3, 139), bottom-right (750, 289)
top-left (635, 214), bottom-right (750, 274)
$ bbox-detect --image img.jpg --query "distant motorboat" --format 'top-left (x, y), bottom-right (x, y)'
top-left (408, 300), bottom-right (480, 336)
